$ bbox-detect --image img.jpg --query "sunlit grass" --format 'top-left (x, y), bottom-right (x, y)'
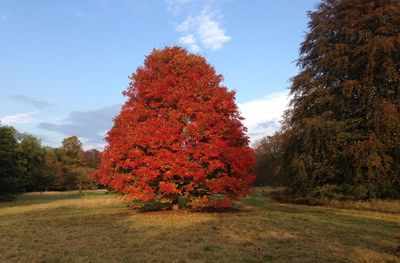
top-left (0, 188), bottom-right (399, 262)
top-left (326, 198), bottom-right (400, 214)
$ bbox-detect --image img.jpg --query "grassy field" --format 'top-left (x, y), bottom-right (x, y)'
top-left (0, 188), bottom-right (399, 263)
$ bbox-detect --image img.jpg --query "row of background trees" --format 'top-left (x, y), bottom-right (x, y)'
top-left (0, 123), bottom-right (100, 199)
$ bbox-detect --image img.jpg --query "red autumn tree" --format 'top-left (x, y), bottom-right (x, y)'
top-left (93, 47), bottom-right (255, 209)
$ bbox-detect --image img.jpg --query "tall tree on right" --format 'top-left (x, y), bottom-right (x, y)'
top-left (283, 0), bottom-right (400, 200)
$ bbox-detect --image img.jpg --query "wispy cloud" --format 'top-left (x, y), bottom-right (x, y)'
top-left (165, 0), bottom-right (192, 14)
top-left (166, 1), bottom-right (231, 52)
top-left (9, 94), bottom-right (53, 109)
top-left (178, 34), bottom-right (200, 52)
top-left (238, 91), bottom-right (289, 145)
top-left (196, 11), bottom-right (230, 50)
top-left (38, 105), bottom-right (120, 150)
top-left (0, 112), bottom-right (37, 125)
top-left (1, 15), bottom-right (9, 21)
top-left (79, 138), bottom-right (107, 151)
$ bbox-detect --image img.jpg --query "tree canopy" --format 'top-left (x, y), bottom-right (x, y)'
top-left (253, 132), bottom-right (285, 187)
top-left (0, 123), bottom-right (100, 197)
top-left (281, 0), bottom-right (400, 200)
top-left (0, 125), bottom-right (19, 199)
top-left (94, 47), bottom-right (255, 209)
top-left (17, 134), bottom-right (47, 192)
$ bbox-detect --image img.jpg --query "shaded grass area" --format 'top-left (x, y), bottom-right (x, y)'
top-left (0, 188), bottom-right (399, 262)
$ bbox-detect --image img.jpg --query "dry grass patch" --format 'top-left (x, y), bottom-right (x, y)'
top-left (326, 199), bottom-right (400, 214)
top-left (0, 188), bottom-right (399, 262)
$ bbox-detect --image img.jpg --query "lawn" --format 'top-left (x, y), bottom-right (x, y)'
top-left (0, 188), bottom-right (399, 263)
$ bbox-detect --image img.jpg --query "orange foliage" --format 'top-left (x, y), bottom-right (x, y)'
top-left (93, 47), bottom-right (255, 208)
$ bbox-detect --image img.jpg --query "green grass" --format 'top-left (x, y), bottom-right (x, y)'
top-left (0, 188), bottom-right (399, 263)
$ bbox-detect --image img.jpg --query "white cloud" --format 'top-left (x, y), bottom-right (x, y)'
top-left (167, 1), bottom-right (231, 52)
top-left (238, 91), bottom-right (290, 145)
top-left (1, 15), bottom-right (8, 21)
top-left (79, 137), bottom-right (107, 151)
top-left (0, 112), bottom-right (37, 125)
top-left (176, 15), bottom-right (194, 32)
top-left (176, 10), bottom-right (231, 51)
top-left (196, 11), bottom-right (230, 50)
top-left (179, 34), bottom-right (200, 52)
top-left (83, 142), bottom-right (107, 151)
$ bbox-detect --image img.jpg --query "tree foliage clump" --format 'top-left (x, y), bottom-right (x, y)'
top-left (0, 122), bottom-right (101, 198)
top-left (56, 136), bottom-right (99, 191)
top-left (282, 0), bottom-right (400, 200)
top-left (94, 47), bottom-right (255, 209)
top-left (0, 125), bottom-right (19, 199)
top-left (254, 132), bottom-right (285, 187)
top-left (17, 134), bottom-right (48, 192)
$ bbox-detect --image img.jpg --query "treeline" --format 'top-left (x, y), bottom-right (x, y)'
top-left (0, 124), bottom-right (100, 200)
top-left (254, 0), bottom-right (400, 203)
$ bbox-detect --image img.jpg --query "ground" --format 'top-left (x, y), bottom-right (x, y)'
top-left (0, 188), bottom-right (399, 263)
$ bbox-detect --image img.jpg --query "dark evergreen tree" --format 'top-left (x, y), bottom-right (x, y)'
top-left (0, 124), bottom-right (19, 199)
top-left (17, 134), bottom-right (47, 192)
top-left (283, 0), bottom-right (400, 200)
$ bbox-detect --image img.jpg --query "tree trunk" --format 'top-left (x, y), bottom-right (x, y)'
top-left (172, 195), bottom-right (179, 210)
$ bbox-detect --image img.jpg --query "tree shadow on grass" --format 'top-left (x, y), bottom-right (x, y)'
top-left (257, 203), bottom-right (400, 261)
top-left (125, 207), bottom-right (399, 262)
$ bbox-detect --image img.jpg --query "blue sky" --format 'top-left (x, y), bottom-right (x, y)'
top-left (0, 0), bottom-right (319, 149)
